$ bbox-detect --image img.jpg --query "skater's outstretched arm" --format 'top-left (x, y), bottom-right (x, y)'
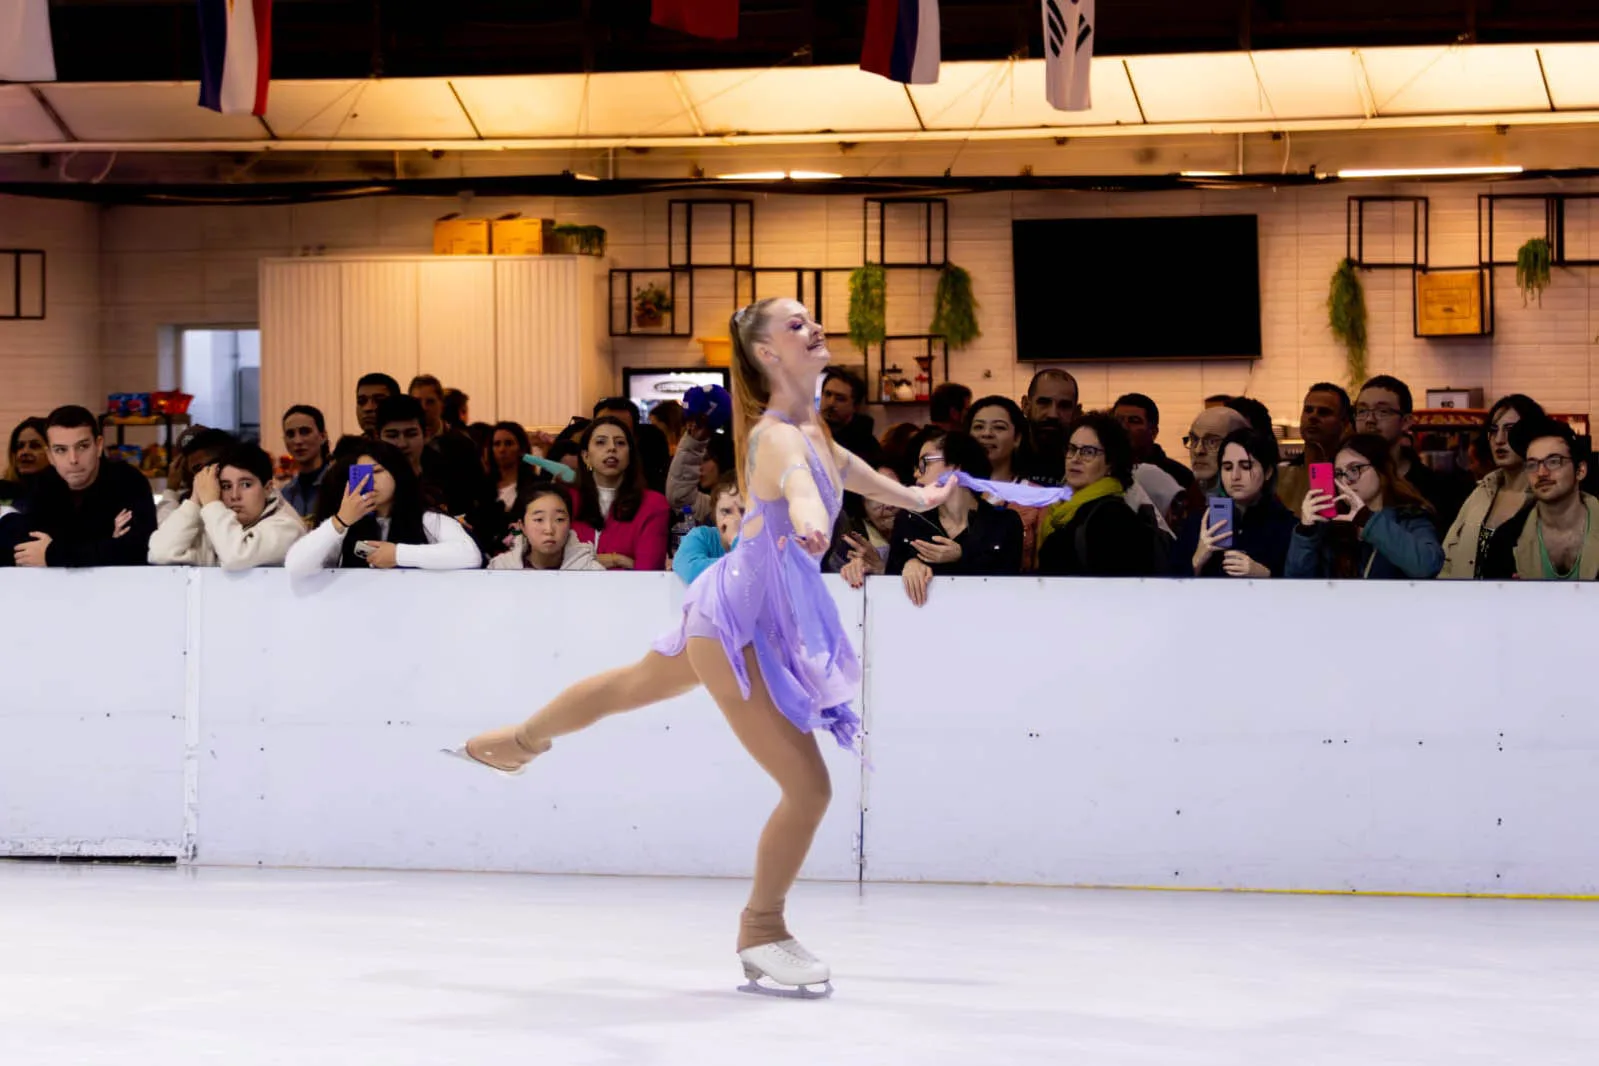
top-left (831, 442), bottom-right (957, 513)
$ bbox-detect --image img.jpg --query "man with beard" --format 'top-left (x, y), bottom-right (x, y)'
top-left (1021, 369), bottom-right (1081, 484)
top-left (819, 368), bottom-right (878, 460)
top-left (1276, 383), bottom-right (1353, 514)
top-left (1495, 420), bottom-right (1599, 580)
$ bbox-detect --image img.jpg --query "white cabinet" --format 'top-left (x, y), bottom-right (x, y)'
top-left (259, 255), bottom-right (609, 440)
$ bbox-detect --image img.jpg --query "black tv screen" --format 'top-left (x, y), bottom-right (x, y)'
top-left (1012, 215), bottom-right (1262, 361)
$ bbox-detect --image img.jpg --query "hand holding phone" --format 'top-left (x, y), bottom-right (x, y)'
top-left (1206, 496), bottom-right (1235, 549)
top-left (337, 464), bottom-right (377, 528)
top-left (1307, 463), bottom-right (1337, 520)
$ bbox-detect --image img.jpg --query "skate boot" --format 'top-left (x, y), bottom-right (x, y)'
top-left (441, 729), bottom-right (550, 778)
top-left (737, 939), bottom-right (833, 999)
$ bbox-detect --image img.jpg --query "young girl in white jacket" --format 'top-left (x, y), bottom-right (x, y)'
top-left (488, 482), bottom-right (605, 571)
top-left (148, 441), bottom-right (306, 569)
top-left (285, 441), bottom-right (481, 575)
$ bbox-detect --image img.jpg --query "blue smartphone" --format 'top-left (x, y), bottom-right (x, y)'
top-left (347, 463), bottom-right (374, 494)
top-left (1207, 496), bottom-right (1235, 549)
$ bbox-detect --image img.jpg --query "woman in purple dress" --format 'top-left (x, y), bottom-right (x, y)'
top-left (447, 298), bottom-right (957, 996)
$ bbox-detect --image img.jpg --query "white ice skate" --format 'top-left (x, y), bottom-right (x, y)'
top-left (440, 744), bottom-right (526, 777)
top-left (737, 939), bottom-right (833, 999)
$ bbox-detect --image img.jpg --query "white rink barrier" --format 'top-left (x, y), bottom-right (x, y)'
top-left (2, 569), bottom-right (1596, 896)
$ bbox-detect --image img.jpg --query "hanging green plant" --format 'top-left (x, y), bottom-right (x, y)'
top-left (848, 264), bottom-right (887, 351)
top-left (1516, 237), bottom-right (1551, 306)
top-left (1327, 258), bottom-right (1368, 388)
top-left (553, 224), bottom-right (608, 256)
top-left (930, 263), bottom-right (981, 350)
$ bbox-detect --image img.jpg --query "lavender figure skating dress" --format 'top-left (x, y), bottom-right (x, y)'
top-left (652, 419), bottom-right (861, 751)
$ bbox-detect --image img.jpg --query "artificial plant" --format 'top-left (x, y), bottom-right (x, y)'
top-left (848, 264), bottom-right (887, 351)
top-left (634, 281), bottom-right (672, 327)
top-left (930, 263), bottom-right (981, 349)
top-left (1327, 258), bottom-right (1368, 389)
top-left (1516, 236), bottom-right (1551, 306)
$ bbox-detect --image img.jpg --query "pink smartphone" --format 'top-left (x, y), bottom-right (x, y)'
top-left (1308, 462), bottom-right (1337, 519)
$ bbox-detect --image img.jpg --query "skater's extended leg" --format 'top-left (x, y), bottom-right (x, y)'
top-left (464, 650), bottom-right (700, 771)
top-left (684, 637), bottom-right (832, 952)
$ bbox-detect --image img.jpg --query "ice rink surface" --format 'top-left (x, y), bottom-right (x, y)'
top-left (1, 862), bottom-right (1594, 1066)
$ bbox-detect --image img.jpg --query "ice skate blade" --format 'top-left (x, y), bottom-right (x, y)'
top-left (440, 745), bottom-right (526, 778)
top-left (738, 977), bottom-right (834, 1000)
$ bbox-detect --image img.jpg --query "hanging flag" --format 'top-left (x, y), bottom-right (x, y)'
top-left (1043, 0), bottom-right (1094, 111)
top-left (197, 0), bottom-right (272, 116)
top-left (861, 0), bottom-right (941, 86)
top-left (651, 0), bottom-right (739, 40)
top-left (0, 0), bottom-right (57, 81)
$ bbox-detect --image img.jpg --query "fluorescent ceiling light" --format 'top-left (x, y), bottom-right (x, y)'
top-left (1336, 165), bottom-right (1523, 178)
top-left (714, 170), bottom-right (842, 180)
top-left (1180, 170), bottom-right (1232, 177)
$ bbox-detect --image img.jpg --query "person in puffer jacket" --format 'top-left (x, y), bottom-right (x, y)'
top-left (148, 441), bottom-right (307, 570)
top-left (488, 482), bottom-right (605, 571)
top-left (1286, 433), bottom-right (1443, 580)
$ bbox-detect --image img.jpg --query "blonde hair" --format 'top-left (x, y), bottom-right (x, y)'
top-left (728, 298), bottom-right (836, 497)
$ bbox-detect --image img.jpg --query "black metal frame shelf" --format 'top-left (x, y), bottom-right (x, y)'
top-left (1346, 197), bottom-right (1429, 270)
top-left (669, 199), bottom-right (755, 269)
top-left (864, 198), bottom-right (948, 267)
top-left (608, 267), bottom-right (693, 337)
top-left (0, 248), bottom-right (46, 320)
top-left (871, 334), bottom-right (950, 405)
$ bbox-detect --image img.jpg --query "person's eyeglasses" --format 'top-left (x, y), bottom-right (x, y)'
top-left (1334, 462), bottom-right (1372, 485)
top-left (916, 454), bottom-right (945, 473)
top-left (1183, 434), bottom-right (1224, 453)
top-left (1065, 444), bottom-right (1105, 460)
top-left (1355, 405), bottom-right (1401, 421)
top-left (1526, 455), bottom-right (1572, 474)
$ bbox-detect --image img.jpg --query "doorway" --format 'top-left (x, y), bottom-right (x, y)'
top-left (180, 328), bottom-right (261, 440)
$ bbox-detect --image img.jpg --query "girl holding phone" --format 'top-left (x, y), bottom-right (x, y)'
top-left (1176, 428), bottom-right (1296, 577)
top-left (1287, 433), bottom-right (1444, 579)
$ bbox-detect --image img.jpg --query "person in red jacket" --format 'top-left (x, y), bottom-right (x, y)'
top-left (569, 415), bottom-right (669, 570)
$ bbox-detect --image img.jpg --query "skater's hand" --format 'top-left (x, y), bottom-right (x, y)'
top-left (361, 541), bottom-right (399, 569)
top-left (13, 531), bottom-right (50, 567)
top-left (192, 464), bottom-right (222, 507)
top-left (916, 477), bottom-right (959, 511)
top-left (902, 558), bottom-right (934, 607)
top-left (794, 527), bottom-right (829, 557)
top-left (598, 553), bottom-right (635, 570)
top-left (337, 479), bottom-right (377, 529)
top-left (911, 535), bottom-right (961, 566)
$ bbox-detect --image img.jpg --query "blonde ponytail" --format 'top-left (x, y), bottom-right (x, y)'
top-left (728, 298), bottom-right (780, 497)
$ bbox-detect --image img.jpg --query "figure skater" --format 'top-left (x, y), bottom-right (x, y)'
top-left (444, 298), bottom-right (959, 997)
top-left (446, 298), bottom-right (1074, 996)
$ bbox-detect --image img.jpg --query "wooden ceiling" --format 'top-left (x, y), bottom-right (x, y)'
top-left (44, 0), bottom-right (1599, 83)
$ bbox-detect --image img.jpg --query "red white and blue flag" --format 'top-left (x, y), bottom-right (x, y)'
top-left (861, 0), bottom-right (941, 86)
top-left (197, 0), bottom-right (272, 116)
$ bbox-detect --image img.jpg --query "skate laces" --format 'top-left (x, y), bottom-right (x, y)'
top-left (767, 939), bottom-right (817, 965)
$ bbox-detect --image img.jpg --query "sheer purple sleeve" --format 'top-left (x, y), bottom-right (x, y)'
top-left (946, 472), bottom-right (1074, 509)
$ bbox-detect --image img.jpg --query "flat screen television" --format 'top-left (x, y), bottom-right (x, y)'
top-left (1012, 215), bottom-right (1262, 362)
top-left (621, 366), bottom-right (730, 417)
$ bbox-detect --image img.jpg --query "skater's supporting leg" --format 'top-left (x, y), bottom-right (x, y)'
top-left (685, 637), bottom-right (832, 951)
top-left (465, 650), bottom-right (701, 771)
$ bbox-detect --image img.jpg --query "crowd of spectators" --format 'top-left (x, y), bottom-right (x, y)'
top-left (4, 364), bottom-right (1597, 596)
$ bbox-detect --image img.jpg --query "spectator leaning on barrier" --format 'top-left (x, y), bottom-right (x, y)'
top-left (488, 481), bottom-right (605, 572)
top-left (1287, 432), bottom-right (1443, 580)
top-left (158, 426), bottom-right (235, 523)
top-left (1037, 412), bottom-right (1169, 577)
top-left (965, 395), bottom-right (1044, 571)
top-left (1440, 393), bottom-right (1545, 579)
top-left (148, 441), bottom-right (306, 569)
top-left (7, 405), bottom-right (157, 568)
top-left (887, 429), bottom-right (1024, 607)
top-left (286, 440), bottom-right (482, 574)
top-left (1487, 419), bottom-right (1599, 581)
top-left (1175, 427), bottom-right (1296, 578)
top-left (571, 415), bottom-right (670, 571)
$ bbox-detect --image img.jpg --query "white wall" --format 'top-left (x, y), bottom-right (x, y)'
top-left (93, 180), bottom-right (1599, 445)
top-left (0, 195), bottom-right (100, 436)
top-left (3, 568), bottom-right (1598, 896)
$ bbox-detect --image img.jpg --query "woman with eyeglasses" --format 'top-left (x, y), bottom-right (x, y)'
top-left (885, 430), bottom-right (1024, 606)
top-left (1436, 394), bottom-right (1545, 578)
top-left (1286, 433), bottom-right (1443, 579)
top-left (1037, 412), bottom-right (1169, 577)
top-left (1174, 427), bottom-right (1297, 578)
